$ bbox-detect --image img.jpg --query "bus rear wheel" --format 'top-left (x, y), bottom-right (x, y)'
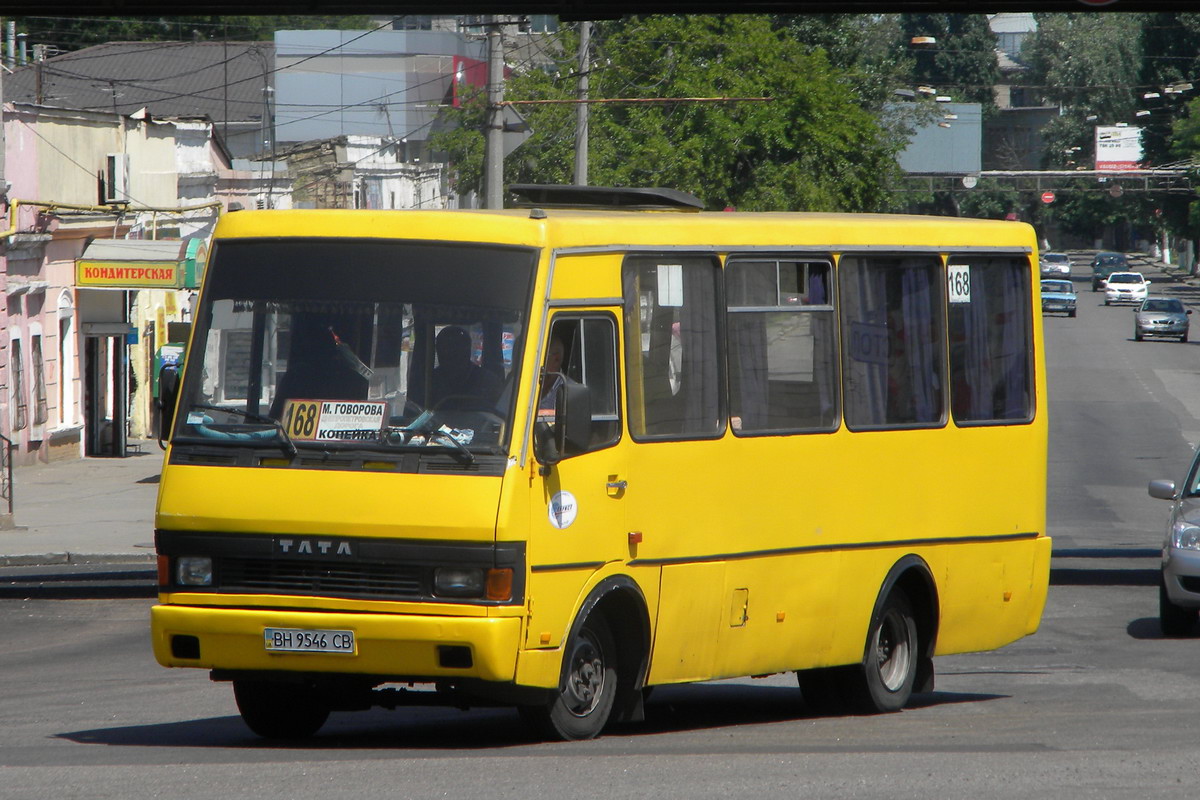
top-left (233, 679), bottom-right (330, 739)
top-left (850, 588), bottom-right (919, 713)
top-left (520, 614), bottom-right (617, 740)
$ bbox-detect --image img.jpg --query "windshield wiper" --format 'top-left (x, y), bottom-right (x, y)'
top-left (384, 413), bottom-right (476, 464)
top-left (190, 403), bottom-right (297, 457)
top-left (427, 430), bottom-right (476, 464)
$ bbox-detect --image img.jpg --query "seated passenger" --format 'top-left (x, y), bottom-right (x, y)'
top-left (430, 325), bottom-right (502, 410)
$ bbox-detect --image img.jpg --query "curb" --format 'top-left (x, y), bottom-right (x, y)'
top-left (0, 552), bottom-right (157, 568)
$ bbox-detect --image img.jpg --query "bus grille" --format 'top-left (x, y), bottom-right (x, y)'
top-left (218, 558), bottom-right (424, 600)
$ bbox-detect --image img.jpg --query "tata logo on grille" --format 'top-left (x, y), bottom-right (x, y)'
top-left (276, 539), bottom-right (354, 556)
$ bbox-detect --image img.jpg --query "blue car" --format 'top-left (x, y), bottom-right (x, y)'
top-left (1041, 279), bottom-right (1077, 318)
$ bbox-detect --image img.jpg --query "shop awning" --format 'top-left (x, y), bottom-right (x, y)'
top-left (76, 238), bottom-right (208, 290)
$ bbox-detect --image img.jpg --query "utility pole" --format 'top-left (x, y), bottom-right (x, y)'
top-left (573, 22), bottom-right (591, 186)
top-left (484, 18), bottom-right (505, 209)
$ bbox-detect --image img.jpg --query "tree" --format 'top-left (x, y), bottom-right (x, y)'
top-left (434, 15), bottom-right (905, 212)
top-left (1021, 13), bottom-right (1148, 244)
top-left (775, 14), bottom-right (910, 112)
top-left (11, 15), bottom-right (371, 51)
top-left (1137, 13), bottom-right (1200, 165)
top-left (896, 14), bottom-right (1000, 114)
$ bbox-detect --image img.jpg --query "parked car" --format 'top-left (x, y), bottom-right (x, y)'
top-left (1103, 271), bottom-right (1150, 306)
top-left (1039, 252), bottom-right (1072, 277)
top-left (1134, 297), bottom-right (1191, 342)
top-left (1040, 279), bottom-right (1077, 317)
top-left (1091, 252), bottom-right (1130, 291)
top-left (1149, 450), bottom-right (1200, 634)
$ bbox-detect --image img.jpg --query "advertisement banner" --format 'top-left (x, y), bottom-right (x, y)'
top-left (1095, 126), bottom-right (1143, 171)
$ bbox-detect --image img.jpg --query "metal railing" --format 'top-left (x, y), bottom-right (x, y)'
top-left (0, 432), bottom-right (12, 517)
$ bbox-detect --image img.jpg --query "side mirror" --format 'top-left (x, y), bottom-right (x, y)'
top-left (1188, 310), bottom-right (1193, 316)
top-left (157, 366), bottom-right (180, 443)
top-left (533, 375), bottom-right (592, 471)
top-left (1149, 479), bottom-right (1177, 501)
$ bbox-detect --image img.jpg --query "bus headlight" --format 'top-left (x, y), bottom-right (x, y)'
top-left (434, 567), bottom-right (485, 597)
top-left (176, 556), bottom-right (213, 586)
top-left (1171, 522), bottom-right (1200, 551)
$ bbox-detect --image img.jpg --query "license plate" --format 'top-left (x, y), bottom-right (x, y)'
top-left (264, 627), bottom-right (356, 654)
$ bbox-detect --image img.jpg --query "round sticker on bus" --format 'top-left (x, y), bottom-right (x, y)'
top-left (549, 491), bottom-right (578, 529)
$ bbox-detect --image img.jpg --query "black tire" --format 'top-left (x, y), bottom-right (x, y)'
top-left (846, 589), bottom-right (919, 713)
top-left (233, 679), bottom-right (330, 739)
top-left (1068, 309), bottom-right (1077, 318)
top-left (1159, 575), bottom-right (1197, 637)
top-left (520, 614), bottom-right (618, 740)
top-left (1104, 299), bottom-right (1110, 306)
top-left (1135, 331), bottom-right (1143, 341)
top-left (1182, 331), bottom-right (1189, 343)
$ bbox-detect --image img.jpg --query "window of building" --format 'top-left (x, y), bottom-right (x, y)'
top-left (947, 255), bottom-right (1033, 424)
top-left (58, 292), bottom-right (76, 427)
top-left (840, 255), bottom-right (945, 429)
top-left (622, 255), bottom-right (723, 440)
top-left (726, 257), bottom-right (838, 434)
top-left (10, 336), bottom-right (26, 432)
top-left (31, 334), bottom-right (47, 426)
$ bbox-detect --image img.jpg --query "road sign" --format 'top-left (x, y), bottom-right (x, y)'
top-left (1041, 191), bottom-right (1056, 204)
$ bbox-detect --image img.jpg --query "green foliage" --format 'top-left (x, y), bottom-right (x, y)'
top-left (1023, 13), bottom-right (1143, 120)
top-left (1021, 13), bottom-right (1199, 241)
top-left (434, 15), bottom-right (904, 212)
top-left (12, 15), bottom-right (372, 50)
top-left (896, 14), bottom-right (1000, 113)
top-left (774, 14), bottom-right (910, 112)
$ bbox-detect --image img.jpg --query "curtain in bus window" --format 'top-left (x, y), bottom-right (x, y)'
top-left (623, 256), bottom-right (722, 439)
top-left (949, 257), bottom-right (1031, 423)
top-left (840, 256), bottom-right (944, 428)
top-left (901, 267), bottom-right (940, 422)
top-left (726, 261), bottom-right (772, 431)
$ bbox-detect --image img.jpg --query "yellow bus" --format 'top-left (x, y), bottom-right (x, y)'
top-left (150, 185), bottom-right (1050, 741)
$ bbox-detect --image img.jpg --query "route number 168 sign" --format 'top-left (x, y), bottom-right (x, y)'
top-left (947, 264), bottom-right (971, 304)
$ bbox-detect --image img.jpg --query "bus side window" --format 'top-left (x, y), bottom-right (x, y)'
top-left (947, 256), bottom-right (1032, 424)
top-left (726, 257), bottom-right (838, 434)
top-left (839, 255), bottom-right (946, 429)
top-left (622, 256), bottom-right (723, 440)
top-left (543, 315), bottom-right (621, 452)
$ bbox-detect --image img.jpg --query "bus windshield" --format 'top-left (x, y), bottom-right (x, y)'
top-left (172, 238), bottom-right (536, 457)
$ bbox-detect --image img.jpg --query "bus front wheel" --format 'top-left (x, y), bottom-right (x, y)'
top-left (520, 614), bottom-right (618, 740)
top-left (233, 679), bottom-right (330, 739)
top-left (852, 588), bottom-right (919, 713)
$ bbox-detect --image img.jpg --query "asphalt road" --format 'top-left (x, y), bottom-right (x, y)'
top-left (3, 255), bottom-right (1200, 799)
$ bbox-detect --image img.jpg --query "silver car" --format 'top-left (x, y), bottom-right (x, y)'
top-left (1134, 297), bottom-right (1190, 342)
top-left (1039, 252), bottom-right (1072, 277)
top-left (1150, 451), bottom-right (1200, 634)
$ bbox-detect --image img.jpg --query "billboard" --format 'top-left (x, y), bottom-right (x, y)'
top-left (1095, 126), bottom-right (1143, 171)
top-left (894, 103), bottom-right (982, 175)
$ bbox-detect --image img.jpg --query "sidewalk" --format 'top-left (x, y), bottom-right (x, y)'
top-left (0, 443), bottom-right (162, 566)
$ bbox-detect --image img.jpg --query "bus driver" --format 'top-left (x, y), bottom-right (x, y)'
top-left (430, 325), bottom-right (502, 410)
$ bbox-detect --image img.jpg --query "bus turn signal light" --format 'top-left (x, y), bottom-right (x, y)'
top-left (486, 568), bottom-right (513, 601)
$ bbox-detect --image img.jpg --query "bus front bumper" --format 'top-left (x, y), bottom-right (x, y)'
top-left (151, 604), bottom-right (522, 682)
